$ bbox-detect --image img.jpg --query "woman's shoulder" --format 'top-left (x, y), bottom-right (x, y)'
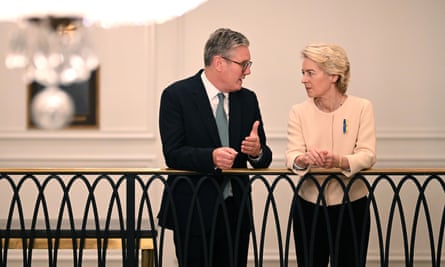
top-left (346, 95), bottom-right (373, 107)
top-left (291, 98), bottom-right (313, 109)
top-left (288, 99), bottom-right (315, 117)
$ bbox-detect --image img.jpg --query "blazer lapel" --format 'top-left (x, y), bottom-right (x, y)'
top-left (190, 78), bottom-right (222, 146)
top-left (228, 93), bottom-right (242, 147)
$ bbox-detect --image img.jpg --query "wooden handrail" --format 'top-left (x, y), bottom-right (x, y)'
top-left (1, 167), bottom-right (445, 175)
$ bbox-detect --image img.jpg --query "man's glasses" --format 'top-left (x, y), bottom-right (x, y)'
top-left (221, 56), bottom-right (253, 72)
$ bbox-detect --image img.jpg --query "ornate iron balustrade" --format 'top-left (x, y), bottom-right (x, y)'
top-left (0, 168), bottom-right (443, 267)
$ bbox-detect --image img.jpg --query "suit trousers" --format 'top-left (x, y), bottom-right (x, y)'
top-left (173, 196), bottom-right (250, 267)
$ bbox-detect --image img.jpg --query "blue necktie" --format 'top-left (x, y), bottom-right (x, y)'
top-left (215, 93), bottom-right (232, 198)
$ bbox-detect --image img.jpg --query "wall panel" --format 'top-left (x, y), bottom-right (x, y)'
top-left (0, 0), bottom-right (444, 266)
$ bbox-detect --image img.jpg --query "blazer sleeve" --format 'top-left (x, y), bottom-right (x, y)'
top-left (233, 89), bottom-right (272, 169)
top-left (159, 82), bottom-right (216, 173)
top-left (343, 99), bottom-right (376, 176)
top-left (248, 99), bottom-right (272, 169)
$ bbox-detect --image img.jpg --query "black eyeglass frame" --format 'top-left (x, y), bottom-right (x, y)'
top-left (221, 56), bottom-right (253, 72)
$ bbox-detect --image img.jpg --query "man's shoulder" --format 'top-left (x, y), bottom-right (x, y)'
top-left (232, 87), bottom-right (256, 98)
top-left (164, 70), bottom-right (203, 93)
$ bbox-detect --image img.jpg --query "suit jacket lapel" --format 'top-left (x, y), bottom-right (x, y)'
top-left (228, 92), bottom-right (242, 147)
top-left (190, 75), bottom-right (222, 146)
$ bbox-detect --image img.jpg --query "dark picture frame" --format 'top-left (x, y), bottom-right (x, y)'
top-left (27, 68), bottom-right (100, 129)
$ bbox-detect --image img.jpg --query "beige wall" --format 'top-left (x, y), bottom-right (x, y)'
top-left (0, 0), bottom-right (444, 266)
top-left (1, 0), bottom-right (444, 169)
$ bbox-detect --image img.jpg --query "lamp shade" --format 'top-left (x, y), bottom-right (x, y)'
top-left (0, 0), bottom-right (207, 26)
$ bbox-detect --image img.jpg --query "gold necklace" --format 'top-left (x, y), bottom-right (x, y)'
top-left (315, 95), bottom-right (345, 112)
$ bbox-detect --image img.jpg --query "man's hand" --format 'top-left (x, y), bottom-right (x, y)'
top-left (241, 121), bottom-right (262, 157)
top-left (213, 147), bottom-right (238, 170)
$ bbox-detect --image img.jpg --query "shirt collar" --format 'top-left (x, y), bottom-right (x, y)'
top-left (201, 71), bottom-right (227, 100)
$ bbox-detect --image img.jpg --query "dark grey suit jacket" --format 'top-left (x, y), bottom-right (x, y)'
top-left (157, 69), bottom-right (272, 233)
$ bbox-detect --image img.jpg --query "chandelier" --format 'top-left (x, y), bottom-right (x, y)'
top-left (1, 0), bottom-right (207, 129)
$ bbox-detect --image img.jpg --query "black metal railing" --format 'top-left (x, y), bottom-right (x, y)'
top-left (0, 168), bottom-right (443, 267)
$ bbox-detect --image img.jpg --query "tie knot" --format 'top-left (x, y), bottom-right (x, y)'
top-left (217, 92), bottom-right (225, 102)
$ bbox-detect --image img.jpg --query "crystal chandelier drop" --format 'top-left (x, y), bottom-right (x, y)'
top-left (6, 17), bottom-right (98, 129)
top-left (2, 0), bottom-right (207, 129)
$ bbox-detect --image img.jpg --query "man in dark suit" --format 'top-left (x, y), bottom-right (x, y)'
top-left (157, 28), bottom-right (273, 267)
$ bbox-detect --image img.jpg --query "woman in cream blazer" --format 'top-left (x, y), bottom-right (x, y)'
top-left (286, 43), bottom-right (376, 267)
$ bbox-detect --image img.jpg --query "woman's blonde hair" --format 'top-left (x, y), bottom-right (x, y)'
top-left (302, 43), bottom-right (350, 94)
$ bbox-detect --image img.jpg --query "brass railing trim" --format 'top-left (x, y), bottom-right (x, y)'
top-left (2, 237), bottom-right (154, 250)
top-left (1, 168), bottom-right (445, 175)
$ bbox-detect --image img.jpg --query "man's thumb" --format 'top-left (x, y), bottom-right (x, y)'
top-left (250, 121), bottom-right (260, 136)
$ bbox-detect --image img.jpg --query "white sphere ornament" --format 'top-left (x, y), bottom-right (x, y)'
top-left (31, 87), bottom-right (75, 129)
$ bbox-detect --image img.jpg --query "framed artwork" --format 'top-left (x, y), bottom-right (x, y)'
top-left (27, 68), bottom-right (100, 129)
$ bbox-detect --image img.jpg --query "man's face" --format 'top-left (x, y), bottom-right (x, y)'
top-left (219, 46), bottom-right (252, 92)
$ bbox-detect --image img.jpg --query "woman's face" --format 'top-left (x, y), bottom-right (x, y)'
top-left (300, 57), bottom-right (336, 98)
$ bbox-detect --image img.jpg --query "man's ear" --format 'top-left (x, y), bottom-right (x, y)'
top-left (214, 55), bottom-right (224, 72)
